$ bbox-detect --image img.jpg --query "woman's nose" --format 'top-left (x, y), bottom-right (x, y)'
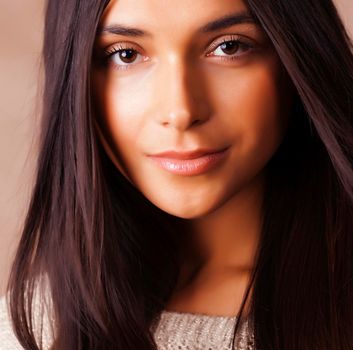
top-left (154, 56), bottom-right (211, 131)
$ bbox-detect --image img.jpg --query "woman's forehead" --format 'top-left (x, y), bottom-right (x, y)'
top-left (100, 0), bottom-right (252, 34)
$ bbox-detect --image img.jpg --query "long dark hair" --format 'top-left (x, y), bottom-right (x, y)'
top-left (7, 0), bottom-right (353, 349)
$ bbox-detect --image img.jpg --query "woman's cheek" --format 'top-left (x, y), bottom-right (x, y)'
top-left (102, 73), bottom-right (154, 142)
top-left (206, 56), bottom-right (290, 172)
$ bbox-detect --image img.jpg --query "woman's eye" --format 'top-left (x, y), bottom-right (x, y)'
top-left (208, 39), bottom-right (253, 60)
top-left (105, 47), bottom-right (146, 69)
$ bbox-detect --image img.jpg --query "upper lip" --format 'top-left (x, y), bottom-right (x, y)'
top-left (147, 147), bottom-right (229, 160)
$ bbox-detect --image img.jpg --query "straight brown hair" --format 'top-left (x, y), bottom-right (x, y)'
top-left (7, 0), bottom-right (353, 349)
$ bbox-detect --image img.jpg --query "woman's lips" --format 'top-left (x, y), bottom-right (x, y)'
top-left (147, 147), bottom-right (230, 176)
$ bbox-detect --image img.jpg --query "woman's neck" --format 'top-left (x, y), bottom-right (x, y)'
top-left (183, 170), bottom-right (264, 271)
top-left (167, 171), bottom-right (265, 317)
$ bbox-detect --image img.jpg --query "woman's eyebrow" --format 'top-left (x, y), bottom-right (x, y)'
top-left (200, 11), bottom-right (257, 33)
top-left (97, 10), bottom-right (257, 37)
top-left (97, 24), bottom-right (148, 37)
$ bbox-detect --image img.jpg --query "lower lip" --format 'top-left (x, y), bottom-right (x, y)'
top-left (148, 148), bottom-right (229, 176)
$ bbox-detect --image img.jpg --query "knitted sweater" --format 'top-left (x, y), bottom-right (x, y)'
top-left (0, 292), bottom-right (254, 349)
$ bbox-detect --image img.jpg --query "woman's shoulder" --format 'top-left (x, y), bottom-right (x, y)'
top-left (0, 275), bottom-right (55, 350)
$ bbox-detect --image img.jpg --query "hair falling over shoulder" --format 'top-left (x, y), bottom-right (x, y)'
top-left (6, 0), bottom-right (353, 349)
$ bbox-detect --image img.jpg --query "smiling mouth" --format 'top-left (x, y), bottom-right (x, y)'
top-left (147, 147), bottom-right (230, 176)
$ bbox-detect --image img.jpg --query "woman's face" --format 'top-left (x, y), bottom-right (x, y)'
top-left (91, 0), bottom-right (295, 219)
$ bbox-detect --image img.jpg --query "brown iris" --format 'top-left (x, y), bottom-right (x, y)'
top-left (119, 49), bottom-right (138, 63)
top-left (219, 41), bottom-right (239, 55)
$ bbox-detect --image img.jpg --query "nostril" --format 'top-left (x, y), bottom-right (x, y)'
top-left (191, 118), bottom-right (203, 126)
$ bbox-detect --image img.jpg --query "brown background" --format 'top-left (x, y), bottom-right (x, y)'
top-left (0, 0), bottom-right (352, 295)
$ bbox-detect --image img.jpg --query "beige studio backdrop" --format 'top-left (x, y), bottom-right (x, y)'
top-left (0, 0), bottom-right (352, 295)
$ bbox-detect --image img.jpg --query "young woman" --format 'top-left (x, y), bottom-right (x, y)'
top-left (1, 0), bottom-right (352, 349)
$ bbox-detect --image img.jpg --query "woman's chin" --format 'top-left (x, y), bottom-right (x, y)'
top-left (163, 206), bottom-right (211, 219)
top-left (144, 191), bottom-right (228, 220)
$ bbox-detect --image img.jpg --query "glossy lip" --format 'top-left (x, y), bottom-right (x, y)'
top-left (147, 147), bottom-right (230, 176)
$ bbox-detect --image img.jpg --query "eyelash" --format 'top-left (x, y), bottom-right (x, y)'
top-left (103, 36), bottom-right (254, 71)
